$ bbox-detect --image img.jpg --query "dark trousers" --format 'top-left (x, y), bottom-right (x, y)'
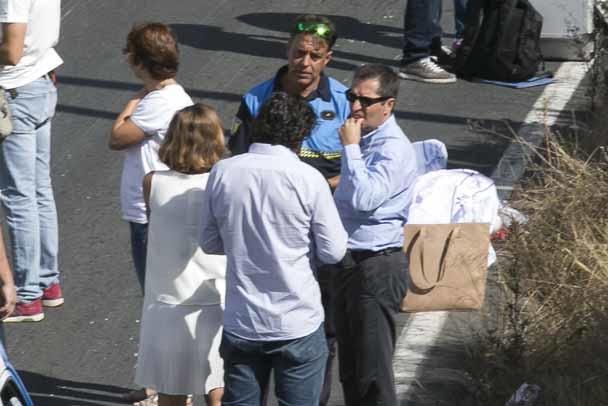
top-left (335, 249), bottom-right (408, 406)
top-left (129, 222), bottom-right (148, 293)
top-left (402, 0), bottom-right (469, 64)
top-left (317, 265), bottom-right (338, 406)
top-left (402, 0), bottom-right (443, 64)
top-left (220, 325), bottom-right (328, 406)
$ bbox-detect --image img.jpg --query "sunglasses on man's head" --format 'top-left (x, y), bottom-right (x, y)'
top-left (294, 22), bottom-right (334, 40)
top-left (345, 89), bottom-right (392, 108)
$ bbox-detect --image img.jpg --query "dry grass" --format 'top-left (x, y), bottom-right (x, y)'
top-left (465, 129), bottom-right (608, 405)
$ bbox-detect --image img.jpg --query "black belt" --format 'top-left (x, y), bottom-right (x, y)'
top-left (4, 88), bottom-right (17, 99)
top-left (349, 247), bottom-right (402, 263)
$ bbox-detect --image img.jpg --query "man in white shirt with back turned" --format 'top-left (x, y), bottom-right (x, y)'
top-left (0, 0), bottom-right (64, 322)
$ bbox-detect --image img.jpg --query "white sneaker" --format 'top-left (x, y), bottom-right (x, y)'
top-left (399, 57), bottom-right (457, 84)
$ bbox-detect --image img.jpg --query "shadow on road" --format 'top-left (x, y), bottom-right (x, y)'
top-left (446, 119), bottom-right (520, 176)
top-left (237, 12), bottom-right (403, 50)
top-left (170, 23), bottom-right (395, 70)
top-left (55, 75), bottom-right (243, 121)
top-left (58, 76), bottom-right (242, 103)
top-left (19, 370), bottom-right (130, 406)
top-left (56, 105), bottom-right (117, 120)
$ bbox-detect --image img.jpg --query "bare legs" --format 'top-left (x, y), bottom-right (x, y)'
top-left (206, 388), bottom-right (223, 406)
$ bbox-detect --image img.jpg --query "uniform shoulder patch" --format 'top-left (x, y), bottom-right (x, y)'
top-left (320, 110), bottom-right (336, 120)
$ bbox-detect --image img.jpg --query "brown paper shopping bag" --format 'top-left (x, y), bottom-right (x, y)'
top-left (400, 223), bottom-right (490, 312)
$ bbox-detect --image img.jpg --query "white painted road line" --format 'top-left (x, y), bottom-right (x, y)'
top-left (492, 62), bottom-right (591, 200)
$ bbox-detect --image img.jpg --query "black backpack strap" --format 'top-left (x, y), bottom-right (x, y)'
top-left (454, 0), bottom-right (489, 79)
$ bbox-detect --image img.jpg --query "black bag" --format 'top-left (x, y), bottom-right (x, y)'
top-left (454, 0), bottom-right (544, 82)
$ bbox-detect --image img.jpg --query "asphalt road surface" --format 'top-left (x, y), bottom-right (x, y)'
top-left (3, 0), bottom-right (548, 405)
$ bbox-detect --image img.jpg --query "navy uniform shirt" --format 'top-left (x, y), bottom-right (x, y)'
top-left (228, 66), bottom-right (350, 179)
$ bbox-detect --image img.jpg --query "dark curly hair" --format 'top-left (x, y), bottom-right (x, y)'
top-left (251, 92), bottom-right (316, 151)
top-left (123, 22), bottom-right (179, 80)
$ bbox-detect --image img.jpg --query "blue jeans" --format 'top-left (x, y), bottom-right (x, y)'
top-left (435, 0), bottom-right (468, 37)
top-left (129, 222), bottom-right (148, 293)
top-left (0, 77), bottom-right (59, 303)
top-left (220, 325), bottom-right (328, 406)
top-left (402, 0), bottom-right (468, 64)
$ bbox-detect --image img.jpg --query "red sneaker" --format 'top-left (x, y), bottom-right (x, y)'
top-left (42, 283), bottom-right (64, 307)
top-left (3, 299), bottom-right (44, 322)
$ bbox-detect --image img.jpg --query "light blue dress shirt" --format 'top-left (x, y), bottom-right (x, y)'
top-left (334, 115), bottom-right (417, 251)
top-left (200, 143), bottom-right (348, 341)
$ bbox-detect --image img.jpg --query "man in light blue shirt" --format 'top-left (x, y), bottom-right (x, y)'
top-left (333, 64), bottom-right (417, 406)
top-left (200, 92), bottom-right (348, 406)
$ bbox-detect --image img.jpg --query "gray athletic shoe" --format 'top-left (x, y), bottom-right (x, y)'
top-left (399, 57), bottom-right (457, 84)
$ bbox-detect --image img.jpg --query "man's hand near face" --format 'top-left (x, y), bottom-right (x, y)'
top-left (339, 117), bottom-right (363, 146)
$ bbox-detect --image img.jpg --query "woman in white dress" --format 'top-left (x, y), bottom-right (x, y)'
top-left (136, 104), bottom-right (226, 406)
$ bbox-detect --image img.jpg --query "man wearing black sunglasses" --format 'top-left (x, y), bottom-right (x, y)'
top-left (334, 64), bottom-right (417, 406)
top-left (228, 14), bottom-right (350, 406)
top-left (345, 88), bottom-right (393, 110)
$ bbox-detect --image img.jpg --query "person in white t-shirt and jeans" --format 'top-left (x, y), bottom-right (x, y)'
top-left (0, 0), bottom-right (64, 322)
top-left (109, 22), bottom-right (193, 292)
top-left (109, 22), bottom-right (193, 406)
